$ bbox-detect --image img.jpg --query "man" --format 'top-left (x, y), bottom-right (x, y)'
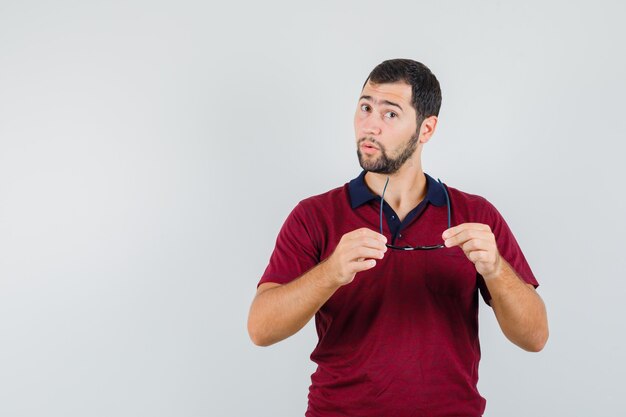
top-left (247, 59), bottom-right (548, 417)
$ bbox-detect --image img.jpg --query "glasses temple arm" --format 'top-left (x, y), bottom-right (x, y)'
top-left (380, 177), bottom-right (390, 236)
top-left (438, 178), bottom-right (451, 229)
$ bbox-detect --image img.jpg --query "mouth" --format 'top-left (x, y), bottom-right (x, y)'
top-left (360, 141), bottom-right (379, 155)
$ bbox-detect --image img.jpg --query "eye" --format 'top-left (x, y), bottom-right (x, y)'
top-left (385, 111), bottom-right (398, 119)
top-left (360, 104), bottom-right (370, 112)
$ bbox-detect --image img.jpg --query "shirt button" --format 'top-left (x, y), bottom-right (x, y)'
top-left (399, 234), bottom-right (403, 238)
top-left (391, 215), bottom-right (395, 219)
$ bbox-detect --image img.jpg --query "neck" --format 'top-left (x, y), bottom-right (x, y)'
top-left (364, 159), bottom-right (427, 216)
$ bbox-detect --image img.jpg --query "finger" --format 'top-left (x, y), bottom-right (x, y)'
top-left (467, 249), bottom-right (490, 264)
top-left (444, 229), bottom-right (494, 248)
top-left (349, 247), bottom-right (386, 262)
top-left (350, 236), bottom-right (388, 252)
top-left (349, 228), bottom-right (388, 244)
top-left (467, 249), bottom-right (501, 271)
top-left (442, 223), bottom-right (491, 240)
top-left (460, 237), bottom-right (496, 253)
top-left (343, 232), bottom-right (388, 251)
top-left (350, 258), bottom-right (378, 273)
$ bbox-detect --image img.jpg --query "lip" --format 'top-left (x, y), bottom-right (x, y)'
top-left (360, 142), bottom-right (379, 154)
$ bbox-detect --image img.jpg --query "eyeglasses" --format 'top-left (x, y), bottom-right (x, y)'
top-left (379, 177), bottom-right (451, 250)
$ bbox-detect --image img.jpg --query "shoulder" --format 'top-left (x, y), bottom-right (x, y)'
top-left (445, 184), bottom-right (501, 224)
top-left (294, 183), bottom-right (350, 217)
top-left (279, 183), bottom-right (349, 248)
top-left (445, 184), bottom-right (493, 211)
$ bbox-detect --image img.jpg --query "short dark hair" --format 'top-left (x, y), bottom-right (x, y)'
top-left (363, 59), bottom-right (442, 127)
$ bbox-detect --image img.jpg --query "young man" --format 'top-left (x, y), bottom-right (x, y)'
top-left (248, 59), bottom-right (548, 417)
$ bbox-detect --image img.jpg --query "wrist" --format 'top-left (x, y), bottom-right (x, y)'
top-left (315, 260), bottom-right (341, 291)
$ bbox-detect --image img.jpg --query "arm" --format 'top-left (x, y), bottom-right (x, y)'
top-left (247, 228), bottom-right (387, 347)
top-left (443, 223), bottom-right (549, 352)
top-left (482, 258), bottom-right (548, 352)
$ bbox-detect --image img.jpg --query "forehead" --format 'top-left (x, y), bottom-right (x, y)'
top-left (360, 81), bottom-right (413, 106)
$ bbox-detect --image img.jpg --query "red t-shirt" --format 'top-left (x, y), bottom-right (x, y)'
top-left (258, 173), bottom-right (538, 417)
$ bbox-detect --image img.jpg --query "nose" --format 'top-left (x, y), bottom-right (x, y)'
top-left (362, 114), bottom-right (382, 136)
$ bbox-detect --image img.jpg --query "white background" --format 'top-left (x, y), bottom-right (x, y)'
top-left (1, 1), bottom-right (625, 416)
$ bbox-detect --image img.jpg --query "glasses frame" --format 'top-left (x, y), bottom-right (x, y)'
top-left (379, 177), bottom-right (451, 251)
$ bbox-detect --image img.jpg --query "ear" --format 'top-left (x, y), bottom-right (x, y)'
top-left (418, 116), bottom-right (438, 144)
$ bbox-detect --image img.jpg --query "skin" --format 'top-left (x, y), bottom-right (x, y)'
top-left (248, 80), bottom-right (549, 352)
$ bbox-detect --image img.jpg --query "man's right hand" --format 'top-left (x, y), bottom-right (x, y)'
top-left (320, 228), bottom-right (387, 288)
top-left (248, 228), bottom-right (387, 346)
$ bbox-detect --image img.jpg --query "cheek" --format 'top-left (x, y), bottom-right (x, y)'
top-left (401, 120), bottom-right (416, 134)
top-left (354, 115), bottom-right (365, 133)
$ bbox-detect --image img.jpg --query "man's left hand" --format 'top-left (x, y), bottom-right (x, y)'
top-left (442, 223), bottom-right (502, 280)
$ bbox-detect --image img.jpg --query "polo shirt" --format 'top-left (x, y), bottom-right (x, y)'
top-left (259, 171), bottom-right (538, 417)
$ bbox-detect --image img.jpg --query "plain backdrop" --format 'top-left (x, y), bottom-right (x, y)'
top-left (1, 1), bottom-right (625, 416)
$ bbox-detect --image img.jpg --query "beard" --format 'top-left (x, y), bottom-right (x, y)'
top-left (357, 133), bottom-right (419, 175)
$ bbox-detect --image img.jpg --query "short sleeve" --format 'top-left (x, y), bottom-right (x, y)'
top-left (476, 200), bottom-right (539, 304)
top-left (257, 201), bottom-right (321, 287)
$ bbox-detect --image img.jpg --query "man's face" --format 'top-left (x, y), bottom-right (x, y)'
top-left (354, 81), bottom-right (420, 175)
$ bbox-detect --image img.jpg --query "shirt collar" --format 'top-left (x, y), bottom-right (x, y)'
top-left (348, 170), bottom-right (447, 209)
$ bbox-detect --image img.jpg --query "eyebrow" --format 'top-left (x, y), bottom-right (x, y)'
top-left (359, 95), bottom-right (404, 112)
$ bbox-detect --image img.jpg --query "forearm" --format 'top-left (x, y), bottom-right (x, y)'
top-left (484, 259), bottom-right (549, 352)
top-left (249, 228), bottom-right (386, 347)
top-left (247, 261), bottom-right (339, 347)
